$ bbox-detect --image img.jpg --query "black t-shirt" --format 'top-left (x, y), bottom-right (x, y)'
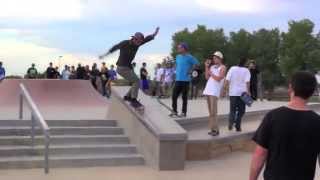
top-left (191, 69), bottom-right (202, 84)
top-left (140, 67), bottom-right (148, 80)
top-left (250, 68), bottom-right (260, 84)
top-left (253, 106), bottom-right (320, 180)
top-left (46, 67), bottom-right (56, 79)
top-left (76, 67), bottom-right (86, 79)
top-left (109, 36), bottom-right (154, 68)
top-left (27, 67), bottom-right (38, 78)
top-left (90, 68), bottom-right (100, 78)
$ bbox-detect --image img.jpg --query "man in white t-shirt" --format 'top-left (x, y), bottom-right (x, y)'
top-left (316, 71), bottom-right (320, 96)
top-left (162, 63), bottom-right (175, 97)
top-left (154, 63), bottom-right (165, 97)
top-left (225, 57), bottom-right (251, 132)
top-left (61, 65), bottom-right (71, 80)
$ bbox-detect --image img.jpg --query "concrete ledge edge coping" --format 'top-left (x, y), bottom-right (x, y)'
top-left (111, 88), bottom-right (187, 141)
top-left (187, 131), bottom-right (255, 144)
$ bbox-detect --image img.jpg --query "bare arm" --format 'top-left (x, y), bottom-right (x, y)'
top-left (142, 71), bottom-right (148, 76)
top-left (222, 80), bottom-right (229, 97)
top-left (249, 145), bottom-right (268, 180)
top-left (204, 59), bottom-right (211, 80)
top-left (210, 65), bottom-right (226, 82)
top-left (247, 82), bottom-right (251, 95)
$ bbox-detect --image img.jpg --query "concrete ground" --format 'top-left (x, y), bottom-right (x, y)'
top-left (0, 152), bottom-right (318, 180)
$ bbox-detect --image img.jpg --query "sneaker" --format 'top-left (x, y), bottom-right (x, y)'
top-left (124, 96), bottom-right (132, 102)
top-left (130, 99), bottom-right (143, 108)
top-left (208, 130), bottom-right (220, 136)
top-left (236, 127), bottom-right (242, 132)
top-left (179, 113), bottom-right (187, 118)
top-left (228, 124), bottom-right (233, 131)
top-left (169, 112), bottom-right (179, 118)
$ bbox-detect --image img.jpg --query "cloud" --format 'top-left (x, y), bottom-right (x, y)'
top-left (196, 0), bottom-right (294, 14)
top-left (0, 39), bottom-right (100, 76)
top-left (0, 39), bottom-right (60, 75)
top-left (0, 0), bottom-right (84, 20)
top-left (196, 0), bottom-right (261, 13)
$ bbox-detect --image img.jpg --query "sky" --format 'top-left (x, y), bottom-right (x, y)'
top-left (0, 0), bottom-right (319, 75)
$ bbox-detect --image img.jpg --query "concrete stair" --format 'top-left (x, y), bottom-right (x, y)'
top-left (0, 120), bottom-right (144, 170)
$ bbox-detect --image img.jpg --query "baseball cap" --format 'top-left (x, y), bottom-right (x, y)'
top-left (213, 51), bottom-right (223, 59)
top-left (179, 42), bottom-right (189, 51)
top-left (132, 32), bottom-right (145, 40)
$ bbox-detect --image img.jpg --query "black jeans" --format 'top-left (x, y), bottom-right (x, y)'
top-left (91, 77), bottom-right (97, 90)
top-left (101, 79), bottom-right (108, 96)
top-left (229, 96), bottom-right (246, 129)
top-left (250, 81), bottom-right (258, 100)
top-left (172, 81), bottom-right (190, 114)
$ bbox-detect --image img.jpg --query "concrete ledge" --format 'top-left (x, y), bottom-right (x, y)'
top-left (107, 87), bottom-right (187, 170)
top-left (186, 133), bottom-right (255, 161)
top-left (177, 111), bottom-right (267, 130)
top-left (178, 103), bottom-right (320, 130)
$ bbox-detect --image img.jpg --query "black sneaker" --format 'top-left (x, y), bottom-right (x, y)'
top-left (179, 113), bottom-right (187, 118)
top-left (228, 124), bottom-right (234, 131)
top-left (169, 112), bottom-right (179, 118)
top-left (208, 130), bottom-right (220, 136)
top-left (236, 127), bottom-right (242, 132)
top-left (130, 99), bottom-right (143, 108)
top-left (124, 96), bottom-right (132, 102)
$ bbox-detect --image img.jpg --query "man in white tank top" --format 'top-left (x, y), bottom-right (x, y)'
top-left (203, 51), bottom-right (226, 136)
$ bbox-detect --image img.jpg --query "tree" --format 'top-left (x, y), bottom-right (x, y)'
top-left (249, 28), bottom-right (283, 90)
top-left (280, 19), bottom-right (320, 76)
top-left (170, 19), bottom-right (320, 90)
top-left (225, 29), bottom-right (252, 66)
top-left (171, 25), bottom-right (228, 65)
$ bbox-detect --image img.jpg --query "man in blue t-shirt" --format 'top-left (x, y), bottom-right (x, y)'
top-left (170, 43), bottom-right (199, 117)
top-left (0, 61), bottom-right (6, 82)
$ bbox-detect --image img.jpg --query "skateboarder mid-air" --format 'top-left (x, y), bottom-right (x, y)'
top-left (99, 27), bottom-right (160, 109)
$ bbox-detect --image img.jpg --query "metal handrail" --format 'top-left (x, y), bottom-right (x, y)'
top-left (19, 83), bottom-right (50, 174)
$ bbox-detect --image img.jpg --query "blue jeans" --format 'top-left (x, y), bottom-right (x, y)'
top-left (229, 96), bottom-right (246, 129)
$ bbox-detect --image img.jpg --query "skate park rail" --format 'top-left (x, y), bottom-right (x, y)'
top-left (19, 83), bottom-right (50, 174)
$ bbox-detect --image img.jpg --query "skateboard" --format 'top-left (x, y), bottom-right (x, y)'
top-left (128, 101), bottom-right (145, 115)
top-left (240, 92), bottom-right (254, 107)
top-left (156, 97), bottom-right (174, 112)
top-left (133, 104), bottom-right (145, 114)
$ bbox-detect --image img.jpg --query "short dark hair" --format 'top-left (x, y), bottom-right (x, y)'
top-left (239, 57), bottom-right (247, 67)
top-left (142, 62), bottom-right (146, 66)
top-left (290, 71), bottom-right (317, 99)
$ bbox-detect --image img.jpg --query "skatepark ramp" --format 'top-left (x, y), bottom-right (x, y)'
top-left (0, 79), bottom-right (109, 120)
